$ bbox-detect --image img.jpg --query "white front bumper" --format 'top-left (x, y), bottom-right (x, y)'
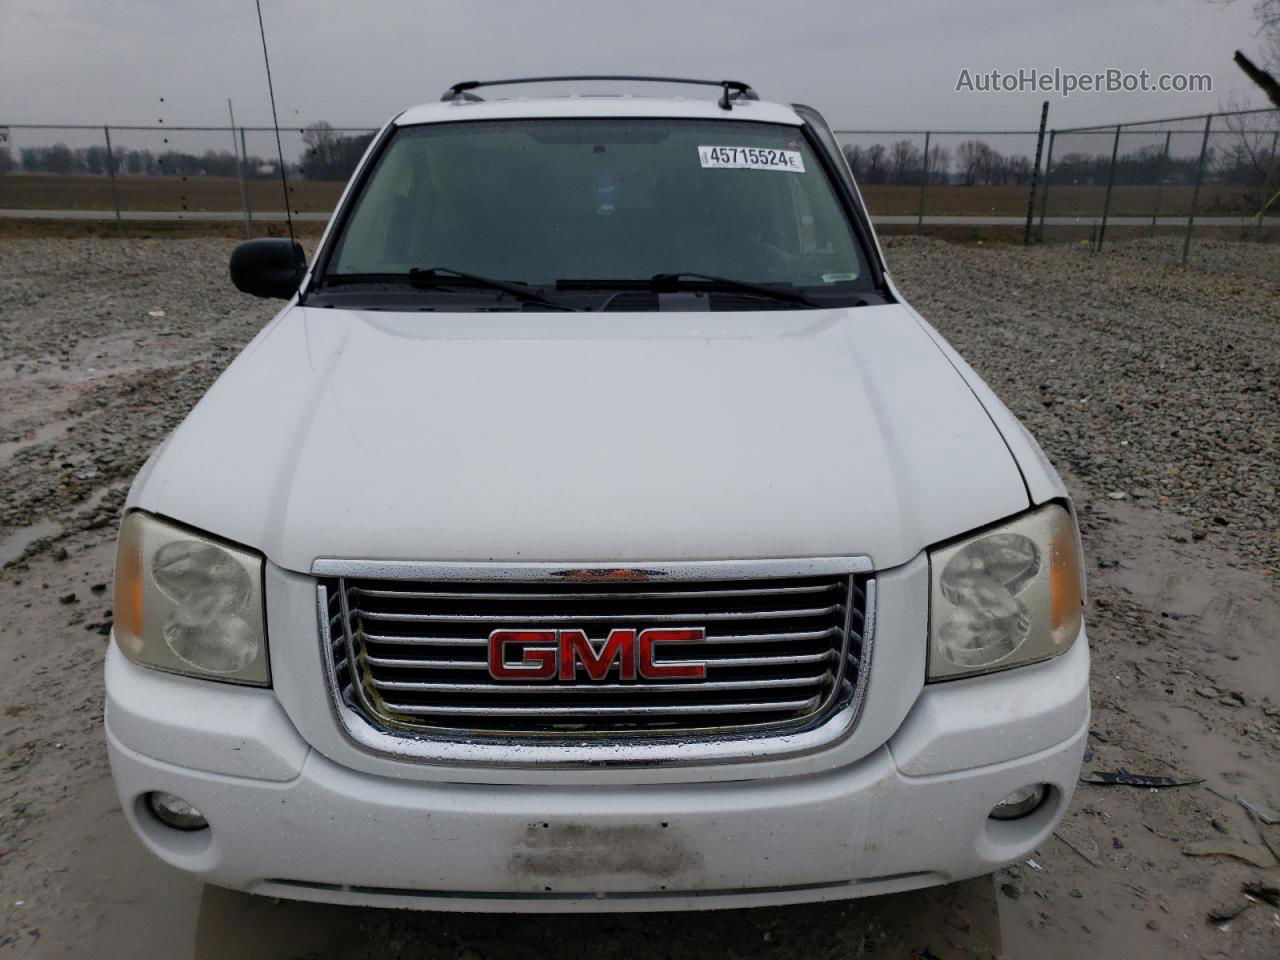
top-left (104, 632), bottom-right (1089, 912)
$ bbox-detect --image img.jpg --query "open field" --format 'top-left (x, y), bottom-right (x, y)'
top-left (0, 173), bottom-right (1272, 219)
top-left (0, 174), bottom-right (341, 214)
top-left (0, 235), bottom-right (1276, 958)
top-left (866, 182), bottom-right (1269, 217)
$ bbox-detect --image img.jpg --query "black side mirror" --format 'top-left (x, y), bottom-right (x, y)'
top-left (230, 238), bottom-right (307, 300)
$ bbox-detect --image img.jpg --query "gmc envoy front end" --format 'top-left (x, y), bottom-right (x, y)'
top-left (105, 77), bottom-right (1088, 912)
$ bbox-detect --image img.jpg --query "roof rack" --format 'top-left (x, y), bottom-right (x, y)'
top-left (440, 75), bottom-right (759, 110)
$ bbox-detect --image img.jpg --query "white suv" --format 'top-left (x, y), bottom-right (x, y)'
top-left (106, 77), bottom-right (1089, 912)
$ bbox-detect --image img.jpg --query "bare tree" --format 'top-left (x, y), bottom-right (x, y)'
top-left (886, 139), bottom-right (922, 184)
top-left (1209, 0), bottom-right (1280, 99)
top-left (1235, 49), bottom-right (1280, 106)
top-left (301, 121), bottom-right (339, 174)
top-left (1218, 101), bottom-right (1280, 213)
top-left (926, 144), bottom-right (951, 184)
top-left (956, 140), bottom-right (995, 186)
top-left (1005, 155), bottom-right (1033, 185)
top-left (863, 143), bottom-right (888, 183)
top-left (301, 121), bottom-right (375, 180)
top-left (841, 144), bottom-right (866, 180)
top-left (1254, 0), bottom-right (1280, 69)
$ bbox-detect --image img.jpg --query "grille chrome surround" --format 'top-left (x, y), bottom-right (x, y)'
top-left (317, 558), bottom-right (875, 767)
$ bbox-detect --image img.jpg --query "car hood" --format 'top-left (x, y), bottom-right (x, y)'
top-left (134, 303), bottom-right (1029, 573)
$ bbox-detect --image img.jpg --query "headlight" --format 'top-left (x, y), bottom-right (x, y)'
top-left (113, 511), bottom-right (269, 685)
top-left (928, 503), bottom-right (1083, 681)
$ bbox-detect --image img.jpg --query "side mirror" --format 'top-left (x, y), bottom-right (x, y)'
top-left (230, 238), bottom-right (307, 300)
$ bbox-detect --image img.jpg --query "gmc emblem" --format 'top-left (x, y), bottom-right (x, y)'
top-left (488, 628), bottom-right (707, 681)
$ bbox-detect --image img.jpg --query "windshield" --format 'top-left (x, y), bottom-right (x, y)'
top-left (324, 117), bottom-right (870, 299)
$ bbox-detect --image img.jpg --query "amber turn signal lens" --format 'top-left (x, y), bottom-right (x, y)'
top-left (1049, 513), bottom-right (1084, 650)
top-left (113, 517), bottom-right (145, 658)
top-left (929, 503), bottom-right (1084, 681)
top-left (111, 511), bottom-right (269, 685)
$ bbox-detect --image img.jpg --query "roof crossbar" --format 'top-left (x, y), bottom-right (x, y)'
top-left (441, 75), bottom-right (759, 110)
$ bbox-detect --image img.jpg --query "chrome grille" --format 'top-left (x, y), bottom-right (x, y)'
top-left (322, 565), bottom-right (870, 739)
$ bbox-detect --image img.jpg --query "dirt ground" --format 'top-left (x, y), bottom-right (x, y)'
top-left (0, 235), bottom-right (1276, 959)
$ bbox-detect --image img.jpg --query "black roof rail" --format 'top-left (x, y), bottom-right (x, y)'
top-left (440, 75), bottom-right (759, 110)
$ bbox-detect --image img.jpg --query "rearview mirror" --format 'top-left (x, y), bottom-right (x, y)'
top-left (230, 238), bottom-right (307, 300)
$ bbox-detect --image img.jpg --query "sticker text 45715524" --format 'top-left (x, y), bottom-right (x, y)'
top-left (697, 146), bottom-right (806, 173)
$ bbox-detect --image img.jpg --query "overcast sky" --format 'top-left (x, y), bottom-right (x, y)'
top-left (1, 0), bottom-right (1271, 131)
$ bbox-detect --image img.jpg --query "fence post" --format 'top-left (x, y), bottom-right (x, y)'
top-left (1258, 129), bottom-right (1279, 241)
top-left (228, 100), bottom-right (251, 239)
top-left (1037, 130), bottom-right (1056, 242)
top-left (1182, 113), bottom-right (1213, 265)
top-left (103, 125), bottom-right (123, 232)
top-left (1150, 130), bottom-right (1172, 237)
top-left (1024, 100), bottom-right (1049, 245)
top-left (1096, 124), bottom-right (1121, 252)
top-left (916, 131), bottom-right (930, 234)
top-left (240, 127), bottom-right (254, 233)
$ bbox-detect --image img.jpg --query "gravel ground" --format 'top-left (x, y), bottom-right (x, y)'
top-left (0, 235), bottom-right (1277, 959)
top-left (890, 236), bottom-right (1280, 572)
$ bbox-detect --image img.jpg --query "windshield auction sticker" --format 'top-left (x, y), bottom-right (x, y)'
top-left (698, 146), bottom-right (805, 173)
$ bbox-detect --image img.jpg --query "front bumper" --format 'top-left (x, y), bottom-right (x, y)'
top-left (104, 632), bottom-right (1089, 912)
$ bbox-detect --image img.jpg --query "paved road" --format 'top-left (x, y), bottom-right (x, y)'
top-left (1, 207), bottom-right (1272, 227)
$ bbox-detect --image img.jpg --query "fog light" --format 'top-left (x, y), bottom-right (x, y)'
top-left (146, 791), bottom-right (208, 831)
top-left (989, 784), bottom-right (1047, 821)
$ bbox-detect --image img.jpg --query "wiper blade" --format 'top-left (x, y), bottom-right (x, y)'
top-left (408, 267), bottom-right (574, 310)
top-left (555, 274), bottom-right (821, 307)
top-left (322, 273), bottom-right (415, 287)
top-left (321, 269), bottom-right (574, 310)
top-left (650, 272), bottom-right (821, 307)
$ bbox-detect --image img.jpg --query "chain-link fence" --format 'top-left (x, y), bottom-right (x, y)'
top-left (833, 128), bottom-right (1047, 224)
top-left (0, 122), bottom-right (376, 232)
top-left (1, 107), bottom-right (1276, 260)
top-left (1038, 108), bottom-right (1280, 259)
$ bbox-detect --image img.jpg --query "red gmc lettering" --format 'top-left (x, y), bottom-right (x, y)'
top-left (558, 629), bottom-right (636, 680)
top-left (487, 629), bottom-right (558, 680)
top-left (637, 628), bottom-right (707, 679)
top-left (487, 628), bottom-right (706, 681)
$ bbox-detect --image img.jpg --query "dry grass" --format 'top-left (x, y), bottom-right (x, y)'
top-left (860, 182), bottom-right (1263, 217)
top-left (0, 174), bottom-right (343, 213)
top-left (0, 219), bottom-right (327, 240)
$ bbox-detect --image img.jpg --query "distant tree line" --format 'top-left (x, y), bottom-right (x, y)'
top-left (13, 144), bottom-right (278, 178)
top-left (299, 122), bottom-right (375, 180)
top-left (841, 139), bottom-right (1034, 186)
top-left (839, 136), bottom-right (1277, 188)
top-left (0, 121), bottom-right (376, 181)
top-left (1049, 140), bottom-right (1276, 186)
top-left (2, 127), bottom-right (1273, 191)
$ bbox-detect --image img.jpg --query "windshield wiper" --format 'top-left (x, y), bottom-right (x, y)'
top-left (651, 273), bottom-right (821, 307)
top-left (408, 267), bottom-right (574, 310)
top-left (321, 268), bottom-right (574, 310)
top-left (556, 273), bottom-right (822, 308)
